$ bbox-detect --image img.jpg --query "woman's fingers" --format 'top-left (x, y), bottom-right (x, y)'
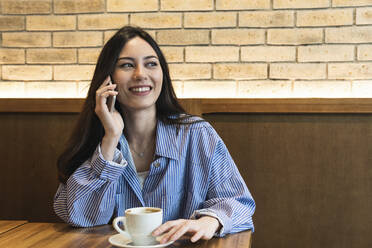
top-left (190, 230), bottom-right (205, 243)
top-left (95, 76), bottom-right (118, 123)
top-left (153, 219), bottom-right (181, 236)
top-left (99, 90), bottom-right (118, 99)
top-left (160, 222), bottom-right (188, 243)
top-left (96, 76), bottom-right (116, 96)
top-left (167, 222), bottom-right (196, 243)
top-left (96, 84), bottom-right (117, 97)
top-left (154, 217), bottom-right (220, 244)
top-left (156, 220), bottom-right (202, 244)
top-left (100, 75), bottom-right (112, 87)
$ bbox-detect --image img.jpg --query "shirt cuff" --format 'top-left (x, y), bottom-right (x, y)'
top-left (190, 210), bottom-right (225, 237)
top-left (91, 144), bottom-right (127, 181)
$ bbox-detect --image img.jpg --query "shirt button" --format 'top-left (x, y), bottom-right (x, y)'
top-left (153, 163), bottom-right (160, 168)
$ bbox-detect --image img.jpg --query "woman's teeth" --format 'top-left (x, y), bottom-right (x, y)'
top-left (130, 86), bottom-right (151, 92)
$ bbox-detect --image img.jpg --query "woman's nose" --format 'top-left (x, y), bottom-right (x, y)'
top-left (133, 65), bottom-right (147, 81)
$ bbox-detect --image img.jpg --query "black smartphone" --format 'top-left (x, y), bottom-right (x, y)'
top-left (107, 76), bottom-right (116, 112)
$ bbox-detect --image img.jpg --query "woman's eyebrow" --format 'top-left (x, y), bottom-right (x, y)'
top-left (117, 55), bottom-right (158, 61)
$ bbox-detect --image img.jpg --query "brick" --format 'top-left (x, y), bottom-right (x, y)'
top-left (161, 0), bottom-right (213, 11)
top-left (78, 48), bottom-right (101, 64)
top-left (27, 15), bottom-right (75, 31)
top-left (171, 81), bottom-right (183, 98)
top-left (216, 0), bottom-right (270, 10)
top-left (358, 45), bottom-right (372, 61)
top-left (157, 30), bottom-right (209, 45)
top-left (54, 0), bottom-right (104, 13)
top-left (297, 9), bottom-right (353, 27)
top-left (352, 80), bottom-right (372, 97)
top-left (131, 13), bottom-right (182, 28)
top-left (168, 63), bottom-right (211, 80)
top-left (0, 82), bottom-right (25, 98)
top-left (273, 0), bottom-right (329, 9)
top-left (329, 63), bottom-right (372, 79)
top-left (108, 0), bottom-right (158, 12)
top-left (0, 16), bottom-right (24, 31)
top-left (183, 80), bottom-right (236, 98)
top-left (2, 32), bottom-right (51, 48)
top-left (212, 29), bottom-right (265, 45)
top-left (298, 45), bottom-right (354, 62)
top-left (78, 81), bottom-right (91, 97)
top-left (1, 0), bottom-right (51, 14)
top-left (104, 30), bottom-right (156, 44)
top-left (185, 46), bottom-right (239, 62)
top-left (270, 63), bottom-right (326, 79)
top-left (27, 49), bottom-right (76, 64)
top-left (214, 63), bottom-right (267, 79)
top-left (241, 46), bottom-right (295, 62)
top-left (293, 81), bottom-right (351, 97)
top-left (333, 0), bottom-right (372, 7)
top-left (0, 49), bottom-right (25, 64)
top-left (54, 32), bottom-right (102, 47)
top-left (184, 12), bottom-right (236, 28)
top-left (2, 65), bottom-right (52, 80)
top-left (326, 27), bottom-right (372, 43)
top-left (25, 82), bottom-right (78, 98)
top-left (356, 8), bottom-right (372, 25)
top-left (54, 65), bottom-right (95, 80)
top-left (78, 14), bottom-right (128, 30)
top-left (160, 47), bottom-right (184, 62)
top-left (147, 30), bottom-right (157, 38)
top-left (237, 80), bottom-right (292, 97)
top-left (104, 31), bottom-right (117, 44)
top-left (268, 28), bottom-right (323, 45)
top-left (239, 11), bottom-right (294, 27)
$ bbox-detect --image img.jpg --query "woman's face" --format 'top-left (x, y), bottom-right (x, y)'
top-left (112, 37), bottom-right (163, 112)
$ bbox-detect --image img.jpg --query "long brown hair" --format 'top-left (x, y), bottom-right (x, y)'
top-left (57, 26), bottom-right (189, 184)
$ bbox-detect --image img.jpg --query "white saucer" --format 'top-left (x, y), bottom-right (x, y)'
top-left (108, 233), bottom-right (174, 248)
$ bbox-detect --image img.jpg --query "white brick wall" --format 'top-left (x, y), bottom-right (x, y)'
top-left (0, 0), bottom-right (372, 98)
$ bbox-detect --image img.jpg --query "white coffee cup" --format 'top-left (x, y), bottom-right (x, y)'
top-left (113, 207), bottom-right (163, 246)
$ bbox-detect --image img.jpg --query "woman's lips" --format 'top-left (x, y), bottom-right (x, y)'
top-left (129, 86), bottom-right (152, 95)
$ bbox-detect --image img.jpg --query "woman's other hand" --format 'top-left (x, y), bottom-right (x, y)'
top-left (95, 76), bottom-right (124, 160)
top-left (152, 216), bottom-right (221, 244)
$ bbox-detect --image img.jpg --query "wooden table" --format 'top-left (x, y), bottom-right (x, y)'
top-left (0, 222), bottom-right (252, 248)
top-left (0, 220), bottom-right (28, 234)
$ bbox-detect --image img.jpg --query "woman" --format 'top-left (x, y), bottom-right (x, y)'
top-left (54, 26), bottom-right (255, 244)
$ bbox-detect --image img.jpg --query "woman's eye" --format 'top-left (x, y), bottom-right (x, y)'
top-left (119, 63), bottom-right (133, 68)
top-left (146, 61), bottom-right (158, 67)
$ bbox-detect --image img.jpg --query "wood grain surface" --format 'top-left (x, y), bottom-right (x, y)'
top-left (1, 99), bottom-right (371, 248)
top-left (0, 222), bottom-right (252, 248)
top-left (0, 220), bottom-right (27, 234)
top-left (1, 98), bottom-right (372, 114)
top-left (205, 113), bottom-right (372, 248)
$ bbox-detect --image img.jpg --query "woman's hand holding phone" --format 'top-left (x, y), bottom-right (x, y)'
top-left (95, 76), bottom-right (124, 161)
top-left (106, 78), bottom-right (116, 113)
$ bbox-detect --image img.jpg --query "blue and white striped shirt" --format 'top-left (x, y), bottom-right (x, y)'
top-left (53, 117), bottom-right (255, 236)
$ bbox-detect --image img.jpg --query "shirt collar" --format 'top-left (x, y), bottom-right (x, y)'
top-left (118, 119), bottom-right (180, 161)
top-left (154, 119), bottom-right (180, 161)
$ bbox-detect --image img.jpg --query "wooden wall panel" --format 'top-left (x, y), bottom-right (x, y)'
top-left (0, 99), bottom-right (372, 248)
top-left (0, 113), bottom-right (79, 222)
top-left (204, 113), bottom-right (372, 248)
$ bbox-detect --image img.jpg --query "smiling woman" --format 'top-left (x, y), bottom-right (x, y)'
top-left (112, 37), bottom-right (163, 112)
top-left (53, 26), bottom-right (255, 245)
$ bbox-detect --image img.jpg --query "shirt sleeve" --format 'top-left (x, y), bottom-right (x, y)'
top-left (53, 144), bottom-right (127, 227)
top-left (191, 136), bottom-right (255, 237)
